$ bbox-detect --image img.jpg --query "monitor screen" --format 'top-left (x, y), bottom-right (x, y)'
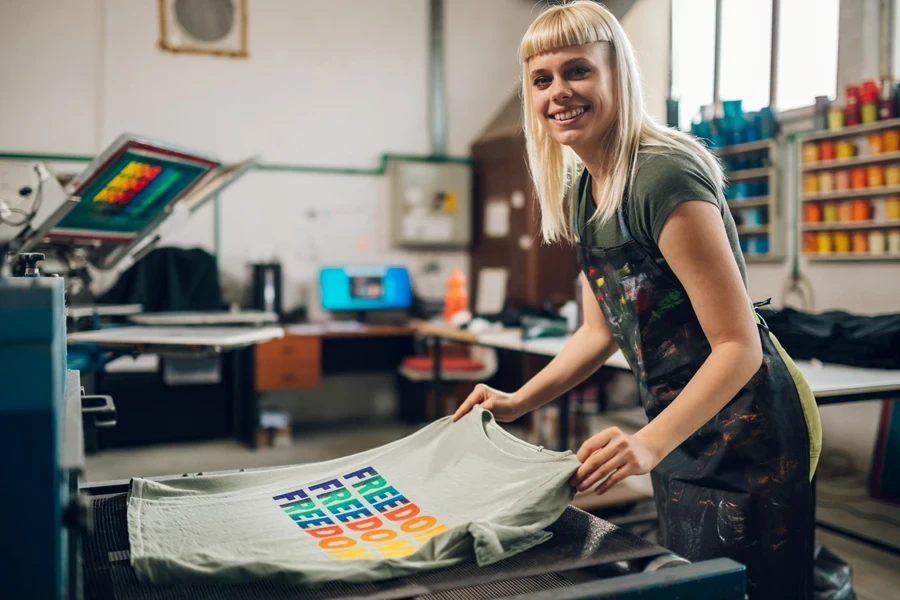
top-left (49, 138), bottom-right (219, 243)
top-left (320, 266), bottom-right (412, 312)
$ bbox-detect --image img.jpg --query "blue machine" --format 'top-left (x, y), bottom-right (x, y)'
top-left (319, 265), bottom-right (413, 314)
top-left (0, 264), bottom-right (78, 599)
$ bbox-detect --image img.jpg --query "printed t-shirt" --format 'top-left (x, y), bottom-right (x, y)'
top-left (127, 406), bottom-right (581, 585)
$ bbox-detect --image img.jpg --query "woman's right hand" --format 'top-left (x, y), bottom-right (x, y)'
top-left (452, 384), bottom-right (524, 423)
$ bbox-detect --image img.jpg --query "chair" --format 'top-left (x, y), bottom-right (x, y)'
top-left (398, 343), bottom-right (498, 421)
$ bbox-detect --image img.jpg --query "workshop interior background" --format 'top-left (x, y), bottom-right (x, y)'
top-left (2, 0), bottom-right (900, 597)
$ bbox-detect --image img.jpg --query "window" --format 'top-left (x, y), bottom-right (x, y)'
top-left (776, 0), bottom-right (840, 111)
top-left (718, 0), bottom-right (772, 112)
top-left (671, 0), bottom-right (716, 130)
top-left (670, 0), bottom-right (841, 129)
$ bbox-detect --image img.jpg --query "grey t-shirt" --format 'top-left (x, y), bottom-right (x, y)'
top-left (572, 149), bottom-right (748, 290)
top-left (127, 406), bottom-right (580, 585)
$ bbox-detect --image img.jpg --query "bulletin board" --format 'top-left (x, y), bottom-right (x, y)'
top-left (388, 159), bottom-right (472, 249)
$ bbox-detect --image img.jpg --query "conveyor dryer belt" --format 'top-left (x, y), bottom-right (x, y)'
top-left (83, 493), bottom-right (670, 600)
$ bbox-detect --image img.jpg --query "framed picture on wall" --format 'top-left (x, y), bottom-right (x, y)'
top-left (158, 0), bottom-right (248, 58)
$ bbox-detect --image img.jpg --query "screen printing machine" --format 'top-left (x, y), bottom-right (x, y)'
top-left (0, 136), bottom-right (746, 599)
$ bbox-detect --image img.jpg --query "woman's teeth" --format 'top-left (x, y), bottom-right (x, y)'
top-left (554, 107), bottom-right (586, 121)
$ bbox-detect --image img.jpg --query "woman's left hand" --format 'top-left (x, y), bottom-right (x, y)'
top-left (570, 427), bottom-right (662, 495)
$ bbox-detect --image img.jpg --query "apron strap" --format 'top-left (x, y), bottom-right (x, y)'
top-left (752, 297), bottom-right (773, 330)
top-left (573, 170), bottom-right (589, 244)
top-left (616, 201), bottom-right (634, 243)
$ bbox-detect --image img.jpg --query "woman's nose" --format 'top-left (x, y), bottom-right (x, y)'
top-left (551, 79), bottom-right (573, 102)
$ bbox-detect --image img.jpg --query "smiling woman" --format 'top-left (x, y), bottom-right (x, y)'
top-left (453, 2), bottom-right (821, 599)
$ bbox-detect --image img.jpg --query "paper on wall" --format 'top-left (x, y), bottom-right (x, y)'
top-left (403, 214), bottom-right (453, 241)
top-left (475, 268), bottom-right (509, 315)
top-left (423, 215), bottom-right (453, 241)
top-left (485, 199), bottom-right (510, 237)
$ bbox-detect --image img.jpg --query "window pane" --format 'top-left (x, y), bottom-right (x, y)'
top-left (776, 0), bottom-right (839, 110)
top-left (719, 0), bottom-right (773, 113)
top-left (671, 0), bottom-right (716, 130)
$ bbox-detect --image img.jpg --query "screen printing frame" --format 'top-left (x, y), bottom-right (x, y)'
top-left (47, 134), bottom-right (222, 270)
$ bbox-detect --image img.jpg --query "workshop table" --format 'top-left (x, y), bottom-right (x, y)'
top-left (67, 324), bottom-right (285, 447)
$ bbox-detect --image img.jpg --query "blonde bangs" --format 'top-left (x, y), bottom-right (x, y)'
top-left (519, 4), bottom-right (612, 64)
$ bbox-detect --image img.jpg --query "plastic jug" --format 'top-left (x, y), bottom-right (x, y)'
top-left (443, 268), bottom-right (469, 323)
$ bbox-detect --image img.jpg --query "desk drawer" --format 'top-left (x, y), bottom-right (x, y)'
top-left (255, 336), bottom-right (321, 391)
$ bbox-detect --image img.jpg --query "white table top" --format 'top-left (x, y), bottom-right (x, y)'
top-left (67, 304), bottom-right (144, 318)
top-left (67, 325), bottom-right (284, 350)
top-left (472, 331), bottom-right (900, 400)
top-left (128, 310), bottom-right (278, 326)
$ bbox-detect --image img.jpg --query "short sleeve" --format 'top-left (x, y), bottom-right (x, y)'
top-left (628, 151), bottom-right (721, 247)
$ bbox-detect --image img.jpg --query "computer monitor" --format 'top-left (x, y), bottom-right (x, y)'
top-left (319, 266), bottom-right (413, 319)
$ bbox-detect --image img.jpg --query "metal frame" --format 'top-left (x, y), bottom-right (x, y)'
top-left (494, 558), bottom-right (745, 600)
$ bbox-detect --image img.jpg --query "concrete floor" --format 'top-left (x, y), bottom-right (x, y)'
top-left (85, 424), bottom-right (900, 598)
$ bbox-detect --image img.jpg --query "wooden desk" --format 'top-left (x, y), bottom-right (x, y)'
top-left (255, 322), bottom-right (417, 392)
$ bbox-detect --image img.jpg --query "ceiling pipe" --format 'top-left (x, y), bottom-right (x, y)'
top-left (429, 0), bottom-right (447, 156)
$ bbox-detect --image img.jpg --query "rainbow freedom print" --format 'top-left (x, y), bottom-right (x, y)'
top-left (273, 466), bottom-right (448, 560)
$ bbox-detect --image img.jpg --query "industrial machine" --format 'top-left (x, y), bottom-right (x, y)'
top-left (0, 138), bottom-right (747, 599)
top-left (0, 134), bottom-right (256, 302)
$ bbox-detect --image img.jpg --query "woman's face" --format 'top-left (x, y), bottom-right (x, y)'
top-left (528, 42), bottom-right (616, 154)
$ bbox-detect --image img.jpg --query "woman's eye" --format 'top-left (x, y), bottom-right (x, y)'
top-left (533, 76), bottom-right (551, 87)
top-left (569, 66), bottom-right (590, 77)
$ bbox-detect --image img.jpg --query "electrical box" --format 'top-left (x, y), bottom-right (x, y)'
top-left (389, 158), bottom-right (472, 248)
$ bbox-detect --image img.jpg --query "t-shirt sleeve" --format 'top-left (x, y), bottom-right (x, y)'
top-left (628, 151), bottom-right (721, 248)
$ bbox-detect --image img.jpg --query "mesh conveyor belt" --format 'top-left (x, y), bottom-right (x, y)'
top-left (84, 493), bottom-right (667, 600)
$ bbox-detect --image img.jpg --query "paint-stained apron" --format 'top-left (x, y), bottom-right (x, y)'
top-left (574, 191), bottom-right (813, 599)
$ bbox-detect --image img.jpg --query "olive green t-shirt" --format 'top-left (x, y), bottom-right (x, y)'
top-left (572, 150), bottom-right (748, 290)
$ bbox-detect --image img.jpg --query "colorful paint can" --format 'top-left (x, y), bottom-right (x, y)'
top-left (804, 233), bottom-right (818, 254)
top-left (886, 166), bottom-right (900, 187)
top-left (869, 133), bottom-right (883, 154)
top-left (851, 167), bottom-right (868, 189)
top-left (817, 232), bottom-right (833, 254)
top-left (852, 231), bottom-right (868, 253)
top-left (834, 232), bottom-right (851, 253)
top-left (804, 173), bottom-right (820, 194)
top-left (868, 165), bottom-right (885, 187)
top-left (870, 231), bottom-right (886, 254)
top-left (889, 231), bottom-right (900, 254)
top-left (838, 201), bottom-right (853, 222)
top-left (852, 199), bottom-right (872, 221)
top-left (828, 108), bottom-right (844, 130)
top-left (819, 171), bottom-right (835, 193)
top-left (805, 203), bottom-right (823, 223)
top-left (884, 130), bottom-right (900, 152)
top-left (823, 202), bottom-right (839, 222)
top-left (835, 169), bottom-right (851, 191)
top-left (802, 143), bottom-right (819, 163)
top-left (886, 197), bottom-right (900, 220)
top-left (836, 141), bottom-right (856, 159)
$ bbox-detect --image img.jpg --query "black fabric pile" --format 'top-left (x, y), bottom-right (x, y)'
top-left (98, 247), bottom-right (223, 312)
top-left (758, 307), bottom-right (900, 370)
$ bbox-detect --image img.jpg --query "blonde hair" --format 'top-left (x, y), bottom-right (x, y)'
top-left (519, 0), bottom-right (724, 243)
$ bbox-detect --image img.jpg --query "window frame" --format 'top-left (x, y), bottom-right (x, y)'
top-left (671, 0), bottom-right (838, 129)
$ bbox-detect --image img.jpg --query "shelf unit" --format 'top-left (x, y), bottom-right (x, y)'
top-left (802, 220), bottom-right (900, 232)
top-left (802, 185), bottom-right (900, 202)
top-left (801, 150), bottom-right (900, 172)
top-left (715, 138), bottom-right (782, 262)
top-left (798, 119), bottom-right (900, 261)
top-left (808, 253), bottom-right (900, 262)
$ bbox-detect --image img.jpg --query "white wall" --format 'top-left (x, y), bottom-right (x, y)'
top-left (621, 0), bottom-right (670, 123)
top-left (0, 0), bottom-right (539, 315)
top-left (0, 0), bottom-right (543, 424)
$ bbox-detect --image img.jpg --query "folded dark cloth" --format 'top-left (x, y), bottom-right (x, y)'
top-left (758, 307), bottom-right (900, 370)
